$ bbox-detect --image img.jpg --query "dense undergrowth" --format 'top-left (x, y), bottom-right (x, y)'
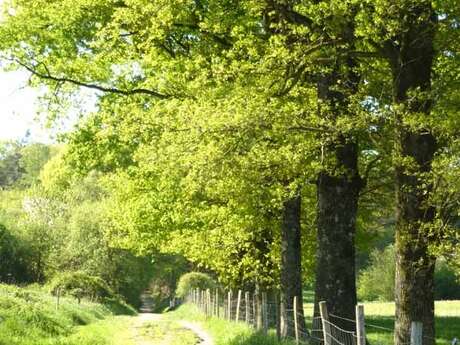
top-left (0, 284), bottom-right (135, 345)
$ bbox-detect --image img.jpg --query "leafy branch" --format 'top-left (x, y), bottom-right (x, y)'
top-left (13, 59), bottom-right (170, 99)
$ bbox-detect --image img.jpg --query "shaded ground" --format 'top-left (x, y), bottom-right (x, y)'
top-left (140, 290), bottom-right (156, 313)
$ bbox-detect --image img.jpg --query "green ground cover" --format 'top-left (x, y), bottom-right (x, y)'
top-left (167, 304), bottom-right (296, 345)
top-left (59, 316), bottom-right (136, 345)
top-left (0, 284), bottom-right (135, 345)
top-left (303, 300), bottom-right (460, 345)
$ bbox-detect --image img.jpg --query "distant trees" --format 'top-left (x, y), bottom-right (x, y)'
top-left (0, 143), bottom-right (155, 306)
top-left (0, 141), bottom-right (24, 188)
top-left (0, 141), bottom-right (53, 189)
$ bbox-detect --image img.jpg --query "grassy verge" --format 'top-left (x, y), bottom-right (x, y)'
top-left (0, 284), bottom-right (135, 345)
top-left (60, 316), bottom-right (136, 345)
top-left (303, 299), bottom-right (460, 345)
top-left (166, 304), bottom-right (296, 345)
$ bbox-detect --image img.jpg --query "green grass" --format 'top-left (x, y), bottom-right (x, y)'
top-left (361, 301), bottom-right (460, 345)
top-left (166, 304), bottom-right (297, 345)
top-left (61, 316), bottom-right (136, 345)
top-left (303, 299), bottom-right (460, 345)
top-left (0, 284), bottom-right (136, 345)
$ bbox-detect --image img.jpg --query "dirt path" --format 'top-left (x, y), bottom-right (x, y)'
top-left (132, 291), bottom-right (213, 345)
top-left (131, 313), bottom-right (163, 345)
top-left (129, 312), bottom-right (213, 345)
top-left (179, 321), bottom-right (214, 345)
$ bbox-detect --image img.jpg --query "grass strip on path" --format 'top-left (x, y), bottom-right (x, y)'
top-left (165, 304), bottom-right (297, 345)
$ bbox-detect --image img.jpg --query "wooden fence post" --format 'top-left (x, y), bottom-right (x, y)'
top-left (56, 288), bottom-right (60, 310)
top-left (275, 292), bottom-right (281, 340)
top-left (236, 290), bottom-right (242, 321)
top-left (319, 301), bottom-right (332, 345)
top-left (356, 304), bottom-right (366, 345)
top-left (256, 292), bottom-right (263, 330)
top-left (411, 322), bottom-right (423, 345)
top-left (253, 292), bottom-right (257, 328)
top-left (215, 289), bottom-right (219, 318)
top-left (201, 290), bottom-right (206, 313)
top-left (262, 291), bottom-right (268, 334)
top-left (245, 292), bottom-right (250, 324)
top-left (206, 289), bottom-right (211, 317)
top-left (227, 291), bottom-right (233, 320)
top-left (204, 290), bottom-right (207, 315)
top-left (202, 290), bottom-right (206, 312)
top-left (293, 296), bottom-right (300, 344)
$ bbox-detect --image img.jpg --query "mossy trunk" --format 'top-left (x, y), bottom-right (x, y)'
top-left (313, 142), bottom-right (362, 332)
top-left (386, 3), bottom-right (437, 345)
top-left (313, 51), bottom-right (362, 332)
top-left (280, 195), bottom-right (306, 338)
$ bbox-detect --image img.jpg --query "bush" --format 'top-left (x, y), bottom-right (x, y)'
top-left (48, 271), bottom-right (113, 300)
top-left (0, 224), bottom-right (31, 284)
top-left (358, 245), bottom-right (395, 301)
top-left (358, 245), bottom-right (460, 301)
top-left (435, 260), bottom-right (460, 300)
top-left (47, 271), bottom-right (135, 315)
top-left (176, 272), bottom-right (217, 298)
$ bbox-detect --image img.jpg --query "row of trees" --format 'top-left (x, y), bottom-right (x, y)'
top-left (0, 1), bottom-right (459, 344)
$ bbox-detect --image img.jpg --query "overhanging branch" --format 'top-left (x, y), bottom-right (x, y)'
top-left (15, 59), bottom-right (170, 99)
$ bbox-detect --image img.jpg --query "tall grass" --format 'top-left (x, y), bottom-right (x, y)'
top-left (0, 284), bottom-right (132, 345)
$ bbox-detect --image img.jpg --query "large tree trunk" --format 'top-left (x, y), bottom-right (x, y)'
top-left (386, 3), bottom-right (437, 345)
top-left (313, 141), bottom-right (362, 332)
top-left (313, 47), bottom-right (362, 332)
top-left (280, 195), bottom-right (307, 338)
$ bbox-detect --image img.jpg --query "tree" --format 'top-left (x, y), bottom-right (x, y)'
top-left (18, 143), bottom-right (54, 187)
top-left (0, 141), bottom-right (23, 189)
top-left (359, 1), bottom-right (460, 343)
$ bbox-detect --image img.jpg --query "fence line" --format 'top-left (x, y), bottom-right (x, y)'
top-left (187, 288), bottom-right (437, 345)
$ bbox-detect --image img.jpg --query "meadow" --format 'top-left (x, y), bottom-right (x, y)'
top-left (303, 300), bottom-right (460, 345)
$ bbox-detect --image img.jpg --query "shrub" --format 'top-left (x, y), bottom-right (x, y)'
top-left (47, 271), bottom-right (136, 315)
top-left (176, 272), bottom-right (217, 298)
top-left (358, 245), bottom-right (395, 301)
top-left (435, 260), bottom-right (460, 300)
top-left (358, 244), bottom-right (460, 301)
top-left (48, 271), bottom-right (113, 301)
top-left (0, 223), bottom-right (31, 284)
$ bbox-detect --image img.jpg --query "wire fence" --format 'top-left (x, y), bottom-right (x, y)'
top-left (186, 289), bottom-right (444, 345)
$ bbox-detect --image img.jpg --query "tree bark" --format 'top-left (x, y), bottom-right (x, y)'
top-left (280, 195), bottom-right (307, 338)
top-left (387, 4), bottom-right (438, 345)
top-left (313, 141), bottom-right (362, 332)
top-left (313, 47), bottom-right (362, 332)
